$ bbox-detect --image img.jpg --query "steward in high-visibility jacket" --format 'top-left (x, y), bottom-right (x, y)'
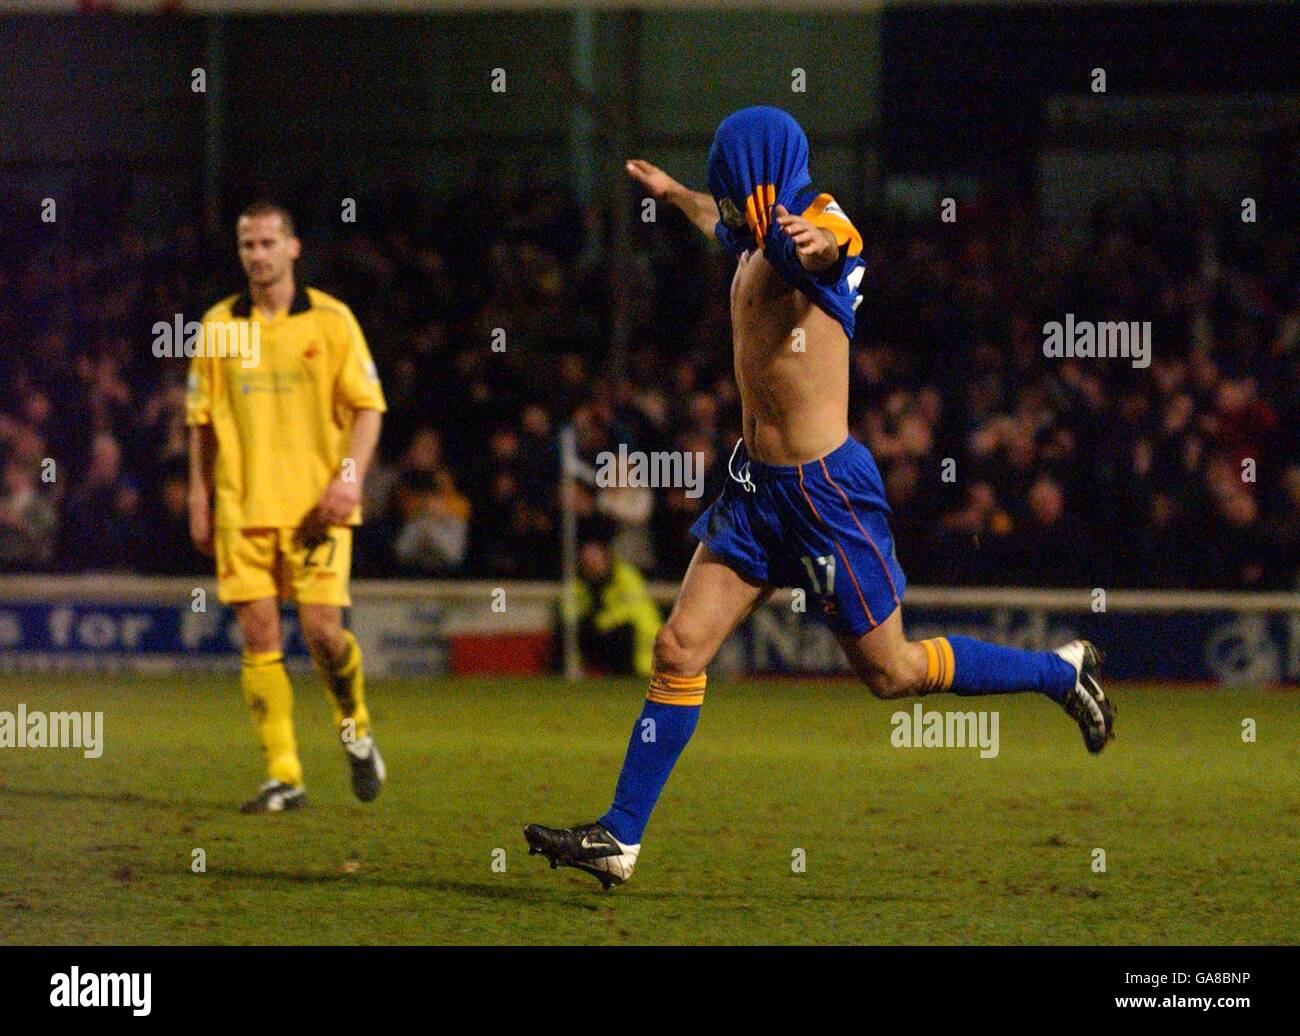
top-left (566, 545), bottom-right (662, 678)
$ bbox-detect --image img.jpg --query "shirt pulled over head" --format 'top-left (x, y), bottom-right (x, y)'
top-left (706, 105), bottom-right (865, 340)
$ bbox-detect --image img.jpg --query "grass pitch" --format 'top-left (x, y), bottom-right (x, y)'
top-left (0, 673), bottom-right (1294, 945)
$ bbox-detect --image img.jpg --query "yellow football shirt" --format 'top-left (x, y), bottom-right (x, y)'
top-left (186, 286), bottom-right (387, 529)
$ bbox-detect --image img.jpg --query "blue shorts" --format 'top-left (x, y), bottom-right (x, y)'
top-left (690, 437), bottom-right (905, 638)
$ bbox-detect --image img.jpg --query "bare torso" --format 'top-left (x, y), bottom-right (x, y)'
top-left (730, 247), bottom-right (849, 465)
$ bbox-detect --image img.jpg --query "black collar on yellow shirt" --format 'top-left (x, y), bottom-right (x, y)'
top-left (230, 285), bottom-right (313, 318)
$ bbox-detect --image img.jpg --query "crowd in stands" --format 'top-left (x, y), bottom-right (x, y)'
top-left (1, 170), bottom-right (1297, 590)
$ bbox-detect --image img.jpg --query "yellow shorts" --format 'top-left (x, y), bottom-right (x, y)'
top-left (215, 527), bottom-right (353, 606)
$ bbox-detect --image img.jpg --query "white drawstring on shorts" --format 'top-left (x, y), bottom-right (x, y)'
top-left (727, 437), bottom-right (756, 493)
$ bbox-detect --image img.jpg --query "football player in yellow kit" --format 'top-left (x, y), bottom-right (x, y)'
top-left (187, 201), bottom-right (387, 813)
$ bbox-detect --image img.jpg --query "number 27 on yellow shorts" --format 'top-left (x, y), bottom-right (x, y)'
top-left (215, 526), bottom-right (353, 606)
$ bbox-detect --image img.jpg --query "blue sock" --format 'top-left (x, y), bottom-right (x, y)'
top-left (924, 635), bottom-right (1075, 702)
top-left (599, 684), bottom-right (702, 845)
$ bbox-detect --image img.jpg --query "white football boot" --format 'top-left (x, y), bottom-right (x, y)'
top-left (1053, 639), bottom-right (1116, 753)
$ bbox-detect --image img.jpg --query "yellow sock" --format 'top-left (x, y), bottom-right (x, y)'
top-left (241, 651), bottom-right (302, 786)
top-left (314, 630), bottom-right (370, 741)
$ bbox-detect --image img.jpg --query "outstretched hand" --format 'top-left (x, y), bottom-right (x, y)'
top-left (626, 159), bottom-right (721, 240)
top-left (624, 159), bottom-right (680, 201)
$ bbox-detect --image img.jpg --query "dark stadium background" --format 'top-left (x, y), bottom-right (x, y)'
top-left (0, 1), bottom-right (1297, 592)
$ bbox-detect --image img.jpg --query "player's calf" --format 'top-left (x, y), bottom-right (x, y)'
top-left (850, 643), bottom-right (929, 699)
top-left (838, 610), bottom-right (930, 699)
top-left (524, 544), bottom-right (762, 888)
top-left (840, 612), bottom-right (1116, 753)
top-left (302, 611), bottom-right (382, 800)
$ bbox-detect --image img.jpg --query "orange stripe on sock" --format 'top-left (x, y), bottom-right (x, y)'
top-left (922, 639), bottom-right (940, 690)
top-left (938, 637), bottom-right (955, 691)
top-left (647, 671), bottom-right (706, 706)
top-left (919, 638), bottom-right (955, 692)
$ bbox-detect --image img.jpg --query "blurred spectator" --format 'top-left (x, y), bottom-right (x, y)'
top-left (0, 457), bottom-right (57, 570)
top-left (593, 448), bottom-right (655, 571)
top-left (1010, 475), bottom-right (1092, 587)
top-left (391, 428), bottom-right (471, 573)
top-left (1, 173), bottom-right (1297, 590)
top-left (144, 463), bottom-right (207, 576)
top-left (60, 432), bottom-right (147, 572)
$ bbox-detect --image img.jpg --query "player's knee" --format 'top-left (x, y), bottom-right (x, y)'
top-left (237, 608), bottom-right (280, 654)
top-left (299, 613), bottom-right (343, 660)
top-left (652, 622), bottom-right (707, 678)
top-left (243, 629), bottom-right (280, 655)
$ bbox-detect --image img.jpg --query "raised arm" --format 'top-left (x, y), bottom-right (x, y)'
top-left (625, 159), bottom-right (719, 240)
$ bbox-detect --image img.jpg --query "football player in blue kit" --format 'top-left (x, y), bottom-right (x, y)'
top-left (525, 107), bottom-right (1114, 888)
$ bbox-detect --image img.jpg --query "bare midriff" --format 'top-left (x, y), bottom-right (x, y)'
top-left (730, 247), bottom-right (849, 466)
